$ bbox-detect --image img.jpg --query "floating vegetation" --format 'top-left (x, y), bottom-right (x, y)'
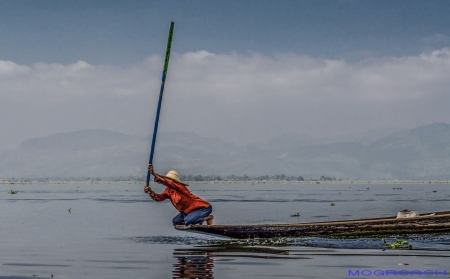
top-left (7, 190), bottom-right (18, 194)
top-left (330, 203), bottom-right (335, 206)
top-left (207, 237), bottom-right (292, 247)
top-left (130, 235), bottom-right (292, 246)
top-left (432, 190), bottom-right (437, 193)
top-left (129, 234), bottom-right (450, 249)
top-left (382, 238), bottom-right (412, 250)
top-left (393, 187), bottom-right (403, 190)
top-left (290, 213), bottom-right (300, 217)
top-left (68, 208), bottom-right (71, 214)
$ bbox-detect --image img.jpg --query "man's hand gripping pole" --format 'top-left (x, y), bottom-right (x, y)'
top-left (144, 164), bottom-right (157, 199)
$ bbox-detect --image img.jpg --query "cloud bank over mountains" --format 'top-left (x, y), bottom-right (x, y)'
top-left (1, 48), bottom-right (450, 149)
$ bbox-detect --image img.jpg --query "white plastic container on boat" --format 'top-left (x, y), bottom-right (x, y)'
top-left (397, 210), bottom-right (418, 218)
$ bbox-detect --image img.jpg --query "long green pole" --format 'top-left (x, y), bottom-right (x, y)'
top-left (146, 22), bottom-right (174, 187)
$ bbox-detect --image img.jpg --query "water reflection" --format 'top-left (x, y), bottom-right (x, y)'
top-left (172, 251), bottom-right (214, 278)
top-left (171, 239), bottom-right (450, 279)
top-left (172, 245), bottom-right (296, 278)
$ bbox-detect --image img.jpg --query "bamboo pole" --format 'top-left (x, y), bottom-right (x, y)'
top-left (146, 22), bottom-right (174, 187)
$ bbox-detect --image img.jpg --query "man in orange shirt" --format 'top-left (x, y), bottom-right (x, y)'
top-left (144, 164), bottom-right (214, 226)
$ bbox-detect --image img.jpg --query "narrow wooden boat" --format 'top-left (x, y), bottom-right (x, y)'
top-left (175, 210), bottom-right (450, 239)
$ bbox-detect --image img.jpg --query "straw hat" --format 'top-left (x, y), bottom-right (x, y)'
top-left (165, 170), bottom-right (188, 186)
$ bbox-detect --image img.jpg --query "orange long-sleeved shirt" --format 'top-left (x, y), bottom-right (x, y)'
top-left (152, 176), bottom-right (210, 215)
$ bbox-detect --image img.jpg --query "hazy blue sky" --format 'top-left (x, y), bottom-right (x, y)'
top-left (2, 0), bottom-right (450, 64)
top-left (1, 0), bottom-right (450, 148)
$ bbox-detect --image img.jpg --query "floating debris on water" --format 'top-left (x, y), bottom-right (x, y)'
top-left (7, 190), bottom-right (18, 194)
top-left (393, 188), bottom-right (403, 190)
top-left (382, 238), bottom-right (412, 250)
top-left (290, 213), bottom-right (300, 217)
top-left (432, 190), bottom-right (437, 192)
top-left (68, 208), bottom-right (71, 214)
top-left (330, 203), bottom-right (336, 206)
top-left (398, 263), bottom-right (409, 265)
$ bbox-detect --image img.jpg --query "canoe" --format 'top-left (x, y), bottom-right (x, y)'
top-left (175, 210), bottom-right (450, 239)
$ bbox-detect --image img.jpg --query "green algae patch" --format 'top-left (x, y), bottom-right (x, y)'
top-left (382, 238), bottom-right (412, 249)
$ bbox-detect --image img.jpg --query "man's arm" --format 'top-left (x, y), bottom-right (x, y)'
top-left (144, 166), bottom-right (168, 201)
top-left (148, 164), bottom-right (164, 181)
top-left (144, 185), bottom-right (168, 201)
top-left (148, 164), bottom-right (187, 192)
top-left (155, 176), bottom-right (186, 191)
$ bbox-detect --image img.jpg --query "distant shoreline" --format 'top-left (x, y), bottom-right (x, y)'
top-left (1, 180), bottom-right (449, 185)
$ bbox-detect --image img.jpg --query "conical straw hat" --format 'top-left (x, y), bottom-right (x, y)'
top-left (165, 170), bottom-right (181, 183)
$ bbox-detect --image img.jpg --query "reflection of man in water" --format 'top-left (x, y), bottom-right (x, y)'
top-left (173, 252), bottom-right (214, 278)
top-left (144, 164), bottom-right (214, 226)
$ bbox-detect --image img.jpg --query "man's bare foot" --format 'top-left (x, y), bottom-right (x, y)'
top-left (204, 215), bottom-right (214, 226)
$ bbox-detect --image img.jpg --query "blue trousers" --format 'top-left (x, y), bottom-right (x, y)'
top-left (172, 205), bottom-right (213, 226)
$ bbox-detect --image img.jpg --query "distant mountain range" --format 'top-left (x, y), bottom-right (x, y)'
top-left (2, 123), bottom-right (450, 180)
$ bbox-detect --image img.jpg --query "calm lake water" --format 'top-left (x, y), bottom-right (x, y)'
top-left (1, 182), bottom-right (450, 278)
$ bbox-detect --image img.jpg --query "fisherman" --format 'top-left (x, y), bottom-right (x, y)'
top-left (144, 164), bottom-right (214, 226)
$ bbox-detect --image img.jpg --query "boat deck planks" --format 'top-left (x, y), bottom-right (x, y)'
top-left (175, 211), bottom-right (450, 239)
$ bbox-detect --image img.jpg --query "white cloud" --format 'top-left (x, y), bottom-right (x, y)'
top-left (0, 60), bottom-right (30, 75)
top-left (1, 48), bottom-right (450, 148)
top-left (168, 48), bottom-right (450, 103)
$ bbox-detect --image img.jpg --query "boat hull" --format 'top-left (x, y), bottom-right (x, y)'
top-left (175, 211), bottom-right (450, 239)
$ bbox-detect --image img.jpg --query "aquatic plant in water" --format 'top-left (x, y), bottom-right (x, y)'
top-left (207, 237), bottom-right (292, 247)
top-left (7, 190), bottom-right (18, 194)
top-left (382, 238), bottom-right (412, 249)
